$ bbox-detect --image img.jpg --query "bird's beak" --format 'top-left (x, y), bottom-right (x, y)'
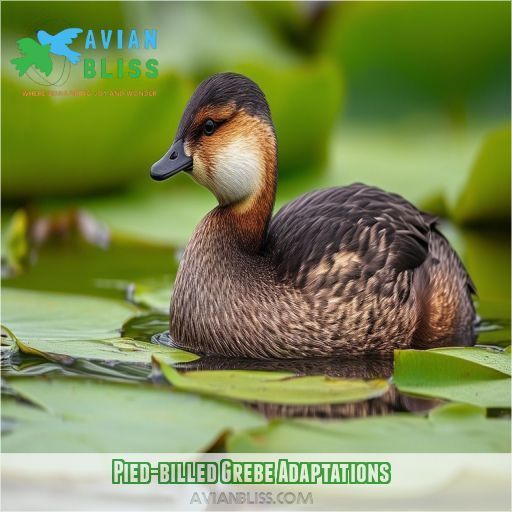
top-left (150, 139), bottom-right (193, 181)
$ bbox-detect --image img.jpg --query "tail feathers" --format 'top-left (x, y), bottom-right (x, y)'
top-left (66, 50), bottom-right (80, 65)
top-left (11, 57), bottom-right (31, 76)
top-left (412, 235), bottom-right (476, 348)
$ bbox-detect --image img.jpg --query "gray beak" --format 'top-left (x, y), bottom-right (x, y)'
top-left (150, 139), bottom-right (192, 181)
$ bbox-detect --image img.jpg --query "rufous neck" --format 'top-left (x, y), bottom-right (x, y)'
top-left (213, 146), bottom-right (277, 253)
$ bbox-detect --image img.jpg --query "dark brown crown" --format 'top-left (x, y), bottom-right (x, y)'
top-left (176, 72), bottom-right (272, 139)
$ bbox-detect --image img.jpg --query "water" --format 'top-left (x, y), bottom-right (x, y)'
top-left (2, 311), bottom-right (508, 419)
top-left (1, 224), bottom-right (510, 419)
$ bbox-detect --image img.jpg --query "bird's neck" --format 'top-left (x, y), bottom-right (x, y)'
top-left (213, 144), bottom-right (277, 254)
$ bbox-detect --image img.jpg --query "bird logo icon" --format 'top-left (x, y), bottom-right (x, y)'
top-left (10, 38), bottom-right (53, 77)
top-left (37, 28), bottom-right (83, 65)
top-left (10, 28), bottom-right (83, 81)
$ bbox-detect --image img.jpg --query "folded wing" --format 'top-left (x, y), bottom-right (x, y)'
top-left (265, 183), bottom-right (437, 287)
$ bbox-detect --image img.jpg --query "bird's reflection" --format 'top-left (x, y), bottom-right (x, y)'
top-left (168, 351), bottom-right (440, 420)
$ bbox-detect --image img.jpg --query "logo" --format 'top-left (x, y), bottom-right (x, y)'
top-left (11, 28), bottom-right (159, 87)
top-left (11, 28), bottom-right (82, 86)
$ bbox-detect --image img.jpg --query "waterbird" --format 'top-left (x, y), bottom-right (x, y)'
top-left (150, 72), bottom-right (476, 358)
top-left (37, 28), bottom-right (83, 64)
top-left (11, 38), bottom-right (52, 77)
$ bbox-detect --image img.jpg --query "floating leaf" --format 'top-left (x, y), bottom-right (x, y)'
top-left (431, 347), bottom-right (511, 376)
top-left (459, 229), bottom-right (511, 321)
top-left (140, 1), bottom-right (295, 75)
top-left (1, 288), bottom-right (197, 366)
top-left (227, 403), bottom-right (510, 453)
top-left (328, 125), bottom-right (483, 217)
top-left (2, 377), bottom-right (265, 452)
top-left (320, 2), bottom-right (510, 120)
top-left (233, 60), bottom-right (343, 177)
top-left (2, 71), bottom-right (192, 199)
top-left (121, 313), bottom-right (169, 343)
top-left (127, 278), bottom-right (171, 312)
top-left (74, 182), bottom-right (216, 247)
top-left (2, 353), bottom-right (150, 382)
top-left (158, 360), bottom-right (389, 405)
top-left (451, 126), bottom-right (511, 225)
top-left (393, 348), bottom-right (511, 408)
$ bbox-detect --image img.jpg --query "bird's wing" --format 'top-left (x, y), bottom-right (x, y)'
top-left (264, 184), bottom-right (437, 287)
top-left (53, 28), bottom-right (83, 45)
top-left (16, 38), bottom-right (40, 56)
top-left (33, 51), bottom-right (53, 76)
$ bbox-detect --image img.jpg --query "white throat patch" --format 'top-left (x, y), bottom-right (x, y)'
top-left (212, 137), bottom-right (263, 205)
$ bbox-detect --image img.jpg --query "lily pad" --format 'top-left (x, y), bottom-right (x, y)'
top-left (2, 377), bottom-right (265, 452)
top-left (158, 361), bottom-right (389, 405)
top-left (233, 59), bottom-right (343, 177)
top-left (431, 347), bottom-right (511, 376)
top-left (328, 124), bottom-right (486, 218)
top-left (141, 1), bottom-right (296, 75)
top-left (393, 348), bottom-right (511, 408)
top-left (451, 127), bottom-right (510, 224)
top-left (227, 403), bottom-right (510, 453)
top-left (1, 288), bottom-right (197, 365)
top-left (451, 126), bottom-right (511, 225)
top-left (74, 182), bottom-right (216, 247)
top-left (2, 353), bottom-right (150, 382)
top-left (127, 278), bottom-right (171, 312)
top-left (476, 321), bottom-right (511, 349)
top-left (320, 2), bottom-right (510, 121)
top-left (2, 71), bottom-right (193, 199)
top-left (460, 229), bottom-right (511, 321)
top-left (121, 313), bottom-right (169, 343)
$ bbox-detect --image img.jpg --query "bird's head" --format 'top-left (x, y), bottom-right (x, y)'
top-left (36, 30), bottom-right (51, 45)
top-left (150, 72), bottom-right (277, 207)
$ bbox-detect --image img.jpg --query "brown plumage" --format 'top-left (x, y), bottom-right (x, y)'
top-left (151, 72), bottom-right (476, 359)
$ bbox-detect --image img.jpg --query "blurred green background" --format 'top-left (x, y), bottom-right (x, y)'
top-left (1, 1), bottom-right (510, 313)
top-left (1, 0), bottom-right (511, 457)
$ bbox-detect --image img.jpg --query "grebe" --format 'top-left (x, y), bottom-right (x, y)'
top-left (151, 72), bottom-right (476, 358)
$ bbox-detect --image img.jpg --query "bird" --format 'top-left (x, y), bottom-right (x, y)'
top-left (10, 38), bottom-right (52, 77)
top-left (150, 72), bottom-right (476, 359)
top-left (37, 28), bottom-right (83, 64)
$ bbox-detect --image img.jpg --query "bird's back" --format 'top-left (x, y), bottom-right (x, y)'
top-left (264, 183), bottom-right (476, 349)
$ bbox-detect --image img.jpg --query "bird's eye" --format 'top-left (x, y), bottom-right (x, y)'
top-left (203, 119), bottom-right (216, 136)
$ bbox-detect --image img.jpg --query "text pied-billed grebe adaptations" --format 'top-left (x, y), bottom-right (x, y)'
top-left (150, 72), bottom-right (476, 359)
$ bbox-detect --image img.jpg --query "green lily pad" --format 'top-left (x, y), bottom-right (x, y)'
top-left (227, 403), bottom-right (510, 453)
top-left (2, 353), bottom-right (150, 382)
top-left (393, 348), bottom-right (511, 408)
top-left (1, 288), bottom-right (196, 365)
top-left (2, 71), bottom-right (192, 199)
top-left (451, 126), bottom-right (511, 225)
top-left (158, 361), bottom-right (389, 405)
top-left (141, 1), bottom-right (296, 75)
top-left (74, 181), bottom-right (216, 247)
top-left (120, 313), bottom-right (169, 343)
top-left (2, 377), bottom-right (265, 452)
top-left (431, 347), bottom-right (511, 376)
top-left (327, 124), bottom-right (486, 218)
top-left (127, 277), bottom-right (171, 312)
top-left (320, 2), bottom-right (510, 121)
top-left (460, 229), bottom-right (511, 321)
top-left (233, 59), bottom-right (343, 177)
